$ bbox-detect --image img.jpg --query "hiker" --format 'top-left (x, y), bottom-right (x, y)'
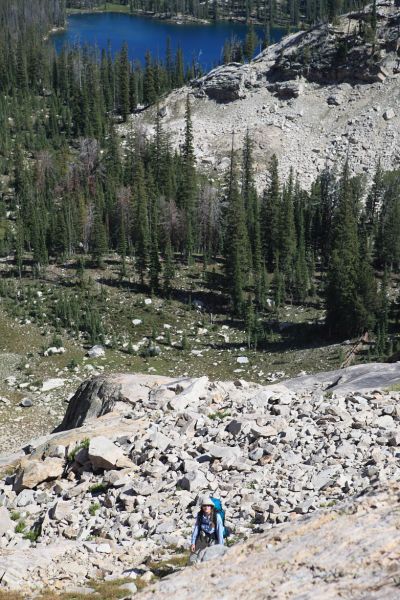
top-left (190, 495), bottom-right (224, 560)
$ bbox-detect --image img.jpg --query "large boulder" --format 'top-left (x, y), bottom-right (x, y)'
top-left (14, 457), bottom-right (64, 492)
top-left (194, 63), bottom-right (254, 103)
top-left (54, 373), bottom-right (172, 432)
top-left (88, 436), bottom-right (132, 470)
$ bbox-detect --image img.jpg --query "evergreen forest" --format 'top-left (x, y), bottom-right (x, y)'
top-left (0, 0), bottom-right (399, 379)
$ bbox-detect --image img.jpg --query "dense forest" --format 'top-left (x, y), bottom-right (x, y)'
top-left (0, 0), bottom-right (399, 361)
top-left (67, 0), bottom-right (367, 28)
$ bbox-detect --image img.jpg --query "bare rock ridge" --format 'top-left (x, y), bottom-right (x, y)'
top-left (129, 2), bottom-right (400, 189)
top-left (0, 363), bottom-right (399, 595)
top-left (194, 4), bottom-right (400, 101)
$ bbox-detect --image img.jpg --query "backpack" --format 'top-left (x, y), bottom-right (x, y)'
top-left (210, 496), bottom-right (230, 538)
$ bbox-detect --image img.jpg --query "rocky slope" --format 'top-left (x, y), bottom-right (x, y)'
top-left (139, 482), bottom-right (400, 600)
top-left (0, 363), bottom-right (400, 595)
top-left (126, 2), bottom-right (400, 189)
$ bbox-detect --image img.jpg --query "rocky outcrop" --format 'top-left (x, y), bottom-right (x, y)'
top-left (54, 373), bottom-right (171, 431)
top-left (193, 63), bottom-right (257, 103)
top-left (194, 4), bottom-right (400, 99)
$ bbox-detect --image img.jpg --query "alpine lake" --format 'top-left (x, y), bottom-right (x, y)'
top-left (52, 12), bottom-right (285, 71)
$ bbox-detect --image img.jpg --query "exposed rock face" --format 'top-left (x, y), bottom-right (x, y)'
top-left (55, 373), bottom-right (171, 431)
top-left (0, 363), bottom-right (400, 594)
top-left (194, 63), bottom-right (256, 103)
top-left (140, 483), bottom-right (400, 600)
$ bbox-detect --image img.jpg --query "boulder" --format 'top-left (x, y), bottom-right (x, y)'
top-left (16, 489), bottom-right (35, 507)
top-left (168, 376), bottom-right (209, 411)
top-left (41, 378), bottom-right (65, 392)
top-left (88, 436), bottom-right (132, 470)
top-left (148, 431), bottom-right (172, 452)
top-left (198, 544), bottom-right (228, 562)
top-left (327, 94), bottom-right (342, 105)
top-left (14, 457), bottom-right (65, 492)
top-left (87, 345), bottom-right (105, 358)
top-left (383, 108), bottom-right (395, 120)
top-left (44, 346), bottom-right (65, 356)
top-left (268, 80), bottom-right (304, 99)
top-left (54, 373), bottom-right (172, 432)
top-left (204, 444), bottom-right (242, 461)
top-left (0, 507), bottom-right (13, 537)
top-left (178, 470), bottom-right (208, 492)
top-left (236, 357), bottom-right (249, 364)
top-left (50, 500), bottom-right (74, 521)
top-left (120, 582), bottom-right (138, 594)
top-left (195, 64), bottom-right (248, 103)
top-left (19, 398), bottom-right (33, 408)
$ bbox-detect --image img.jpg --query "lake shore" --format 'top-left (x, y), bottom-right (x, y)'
top-left (66, 4), bottom-right (267, 27)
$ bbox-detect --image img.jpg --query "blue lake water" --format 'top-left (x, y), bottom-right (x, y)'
top-left (52, 13), bottom-right (284, 70)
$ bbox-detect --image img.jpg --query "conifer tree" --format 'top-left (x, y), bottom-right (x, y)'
top-left (134, 156), bottom-right (150, 284)
top-left (163, 233), bottom-right (175, 297)
top-left (260, 154), bottom-right (280, 272)
top-left (244, 295), bottom-right (256, 348)
top-left (375, 171), bottom-right (400, 271)
top-left (118, 207), bottom-right (127, 278)
top-left (241, 129), bottom-right (258, 267)
top-left (325, 161), bottom-right (376, 337)
top-left (143, 51), bottom-right (157, 106)
top-left (118, 43), bottom-right (130, 122)
top-left (177, 95), bottom-right (196, 262)
top-left (278, 169), bottom-right (296, 295)
top-left (148, 177), bottom-right (161, 293)
top-left (243, 24), bottom-right (258, 61)
top-left (91, 204), bottom-right (107, 268)
top-left (224, 136), bottom-right (250, 315)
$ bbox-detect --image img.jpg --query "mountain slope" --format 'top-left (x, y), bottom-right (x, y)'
top-left (127, 2), bottom-right (400, 189)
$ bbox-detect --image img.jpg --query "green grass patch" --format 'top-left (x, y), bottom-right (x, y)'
top-left (88, 502), bottom-right (101, 516)
top-left (89, 482), bottom-right (107, 494)
top-left (67, 438), bottom-right (90, 462)
top-left (385, 383), bottom-right (400, 392)
top-left (146, 552), bottom-right (190, 578)
top-left (208, 410), bottom-right (231, 420)
top-left (14, 520), bottom-right (26, 533)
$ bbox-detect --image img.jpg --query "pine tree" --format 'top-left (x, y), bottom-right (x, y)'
top-left (91, 203), bottom-right (107, 268)
top-left (325, 161), bottom-right (376, 338)
top-left (364, 159), bottom-right (383, 242)
top-left (177, 95), bottom-right (196, 262)
top-left (118, 207), bottom-right (127, 278)
top-left (278, 169), bottom-right (296, 297)
top-left (175, 47), bottom-right (185, 87)
top-left (375, 268), bottom-right (389, 356)
top-left (244, 295), bottom-right (256, 348)
top-left (134, 156), bottom-right (150, 284)
top-left (149, 188), bottom-right (161, 294)
top-left (260, 154), bottom-right (280, 272)
top-left (243, 24), bottom-right (258, 61)
top-left (118, 43), bottom-right (130, 122)
top-left (163, 233), bottom-right (175, 297)
top-left (224, 136), bottom-right (250, 315)
top-left (241, 129), bottom-right (258, 268)
top-left (143, 50), bottom-right (157, 106)
top-left (375, 171), bottom-right (400, 271)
